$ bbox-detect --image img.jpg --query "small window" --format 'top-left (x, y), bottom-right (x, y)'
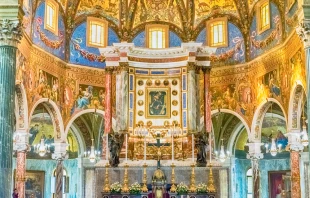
top-left (257, 0), bottom-right (270, 34)
top-left (146, 24), bottom-right (169, 49)
top-left (207, 17), bottom-right (228, 47)
top-left (87, 17), bottom-right (108, 48)
top-left (247, 168), bottom-right (253, 198)
top-left (44, 0), bottom-right (59, 35)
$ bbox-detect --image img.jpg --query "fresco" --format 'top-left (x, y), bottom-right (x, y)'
top-left (70, 84), bottom-right (105, 115)
top-left (67, 130), bottom-right (79, 158)
top-left (76, 0), bottom-right (120, 22)
top-left (28, 112), bottom-right (55, 159)
top-left (32, 2), bottom-right (66, 60)
top-left (69, 22), bottom-right (120, 68)
top-left (63, 77), bottom-right (77, 120)
top-left (133, 0), bottom-right (182, 28)
top-left (285, 0), bottom-right (298, 34)
top-left (249, 3), bottom-right (282, 60)
top-left (194, 0), bottom-right (238, 26)
top-left (31, 69), bottom-right (60, 104)
top-left (196, 22), bottom-right (245, 65)
top-left (22, 0), bottom-right (33, 37)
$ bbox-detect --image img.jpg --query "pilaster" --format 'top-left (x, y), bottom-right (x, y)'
top-left (187, 62), bottom-right (197, 132)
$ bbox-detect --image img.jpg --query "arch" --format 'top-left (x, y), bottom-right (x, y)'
top-left (64, 109), bottom-right (117, 136)
top-left (287, 81), bottom-right (306, 132)
top-left (29, 98), bottom-right (65, 140)
top-left (250, 98), bottom-right (287, 142)
top-left (15, 83), bottom-right (29, 130)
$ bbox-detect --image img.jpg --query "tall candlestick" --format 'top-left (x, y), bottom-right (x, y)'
top-left (125, 134), bottom-right (128, 162)
top-left (192, 133), bottom-right (194, 162)
top-left (209, 132), bottom-right (212, 163)
top-left (144, 135), bottom-right (146, 162)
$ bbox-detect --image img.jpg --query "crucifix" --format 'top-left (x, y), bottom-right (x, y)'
top-left (148, 132), bottom-right (170, 168)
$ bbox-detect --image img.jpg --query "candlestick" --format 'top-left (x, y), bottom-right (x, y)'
top-left (144, 135), bottom-right (146, 162)
top-left (209, 132), bottom-right (212, 164)
top-left (106, 134), bottom-right (109, 161)
top-left (125, 134), bottom-right (128, 162)
top-left (192, 133), bottom-right (194, 162)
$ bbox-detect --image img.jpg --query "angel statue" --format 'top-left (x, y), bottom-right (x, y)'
top-left (195, 132), bottom-right (208, 167)
top-left (108, 132), bottom-right (124, 167)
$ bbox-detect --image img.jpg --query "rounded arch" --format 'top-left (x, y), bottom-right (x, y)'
top-left (15, 83), bottom-right (29, 130)
top-left (287, 81), bottom-right (306, 132)
top-left (64, 109), bottom-right (117, 136)
top-left (251, 98), bottom-right (287, 142)
top-left (29, 98), bottom-right (65, 140)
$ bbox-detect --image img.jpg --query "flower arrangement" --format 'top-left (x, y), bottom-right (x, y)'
top-left (196, 183), bottom-right (207, 193)
top-left (110, 182), bottom-right (122, 193)
top-left (176, 182), bottom-right (188, 194)
top-left (129, 182), bottom-right (141, 194)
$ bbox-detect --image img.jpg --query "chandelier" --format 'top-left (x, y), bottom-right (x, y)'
top-left (301, 114), bottom-right (309, 147)
top-left (84, 112), bottom-right (101, 163)
top-left (215, 139), bottom-right (230, 163)
top-left (34, 138), bottom-right (50, 157)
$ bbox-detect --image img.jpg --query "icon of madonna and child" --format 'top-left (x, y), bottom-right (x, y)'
top-left (148, 90), bottom-right (168, 117)
top-left (71, 85), bottom-right (105, 114)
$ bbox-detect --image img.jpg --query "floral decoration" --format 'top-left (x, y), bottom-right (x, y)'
top-left (71, 39), bottom-right (106, 62)
top-left (196, 183), bottom-right (207, 193)
top-left (110, 182), bottom-right (122, 193)
top-left (35, 18), bottom-right (64, 49)
top-left (176, 182), bottom-right (188, 194)
top-left (129, 182), bottom-right (142, 194)
top-left (210, 38), bottom-right (244, 62)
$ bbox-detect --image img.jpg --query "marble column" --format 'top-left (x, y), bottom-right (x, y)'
top-left (104, 67), bottom-right (113, 134)
top-left (246, 142), bottom-right (263, 198)
top-left (187, 62), bottom-right (197, 132)
top-left (0, 18), bottom-right (22, 197)
top-left (202, 67), bottom-right (211, 133)
top-left (116, 63), bottom-right (129, 131)
top-left (291, 151), bottom-right (301, 197)
top-left (52, 142), bottom-right (68, 198)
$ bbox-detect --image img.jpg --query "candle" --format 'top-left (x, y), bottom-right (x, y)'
top-left (192, 133), bottom-right (194, 162)
top-left (172, 128), bottom-right (174, 162)
top-left (209, 133), bottom-right (212, 163)
top-left (143, 127), bottom-right (147, 162)
top-left (125, 134), bottom-right (128, 162)
top-left (106, 134), bottom-right (109, 161)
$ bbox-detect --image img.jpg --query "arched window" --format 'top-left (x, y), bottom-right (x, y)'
top-left (87, 17), bottom-right (108, 48)
top-left (256, 0), bottom-right (270, 34)
top-left (52, 168), bottom-right (68, 198)
top-left (44, 0), bottom-right (59, 35)
top-left (146, 24), bottom-right (169, 48)
top-left (247, 168), bottom-right (253, 198)
top-left (207, 17), bottom-right (228, 47)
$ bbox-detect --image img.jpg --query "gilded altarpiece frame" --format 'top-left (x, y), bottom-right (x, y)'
top-left (146, 88), bottom-right (171, 119)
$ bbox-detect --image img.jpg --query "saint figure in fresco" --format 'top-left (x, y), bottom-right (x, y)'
top-left (29, 124), bottom-right (39, 145)
top-left (77, 86), bottom-right (93, 109)
top-left (149, 91), bottom-right (166, 115)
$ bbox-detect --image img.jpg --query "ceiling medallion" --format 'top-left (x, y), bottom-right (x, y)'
top-left (146, 79), bottom-right (152, 86)
top-left (163, 80), bottom-right (169, 86)
top-left (172, 90), bottom-right (178, 96)
top-left (138, 90), bottom-right (144, 96)
top-left (138, 80), bottom-right (144, 86)
top-left (155, 79), bottom-right (161, 86)
top-left (172, 100), bottom-right (178, 106)
top-left (138, 110), bottom-right (144, 116)
top-left (138, 100), bottom-right (144, 106)
top-left (172, 110), bottom-right (178, 116)
top-left (172, 79), bottom-right (178, 86)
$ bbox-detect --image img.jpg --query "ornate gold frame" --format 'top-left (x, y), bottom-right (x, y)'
top-left (145, 87), bottom-right (171, 119)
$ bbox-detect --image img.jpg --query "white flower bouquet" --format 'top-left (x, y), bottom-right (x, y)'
top-left (110, 182), bottom-right (122, 193)
top-left (196, 183), bottom-right (207, 193)
top-left (176, 182), bottom-right (188, 194)
top-left (129, 182), bottom-right (142, 194)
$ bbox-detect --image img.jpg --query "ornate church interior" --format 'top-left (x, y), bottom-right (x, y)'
top-left (1, 0), bottom-right (310, 197)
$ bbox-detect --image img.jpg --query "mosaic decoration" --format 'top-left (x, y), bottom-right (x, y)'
top-left (133, 0), bottom-right (182, 28)
top-left (194, 0), bottom-right (238, 26)
top-left (32, 2), bottom-right (66, 60)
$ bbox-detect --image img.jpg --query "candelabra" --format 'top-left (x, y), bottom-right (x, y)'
top-left (264, 136), bottom-right (283, 156)
top-left (122, 163), bottom-right (129, 193)
top-left (142, 163), bottom-right (148, 192)
top-left (169, 124), bottom-right (181, 162)
top-left (170, 163), bottom-right (176, 193)
top-left (103, 163), bottom-right (110, 192)
top-left (189, 163), bottom-right (196, 192)
top-left (34, 138), bottom-right (51, 157)
top-left (136, 125), bottom-right (148, 161)
top-left (206, 166), bottom-right (216, 193)
top-left (84, 139), bottom-right (101, 163)
top-left (214, 139), bottom-right (230, 162)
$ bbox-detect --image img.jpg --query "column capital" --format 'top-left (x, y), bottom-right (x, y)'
top-left (52, 141), bottom-right (68, 161)
top-left (187, 62), bottom-right (196, 71)
top-left (296, 19), bottom-right (310, 49)
top-left (105, 66), bottom-right (114, 74)
top-left (201, 67), bottom-right (211, 74)
top-left (13, 130), bottom-right (29, 152)
top-left (287, 131), bottom-right (304, 152)
top-left (246, 142), bottom-right (264, 160)
top-left (0, 18), bottom-right (23, 47)
top-left (114, 62), bottom-right (129, 74)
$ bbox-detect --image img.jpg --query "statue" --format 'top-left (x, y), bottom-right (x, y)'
top-left (108, 132), bottom-right (124, 167)
top-left (195, 132), bottom-right (208, 167)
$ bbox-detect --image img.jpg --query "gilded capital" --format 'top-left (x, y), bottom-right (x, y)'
top-left (201, 67), bottom-right (211, 74)
top-left (296, 20), bottom-right (310, 49)
top-left (105, 66), bottom-right (114, 74)
top-left (187, 62), bottom-right (196, 71)
top-left (0, 18), bottom-right (22, 47)
top-left (115, 62), bottom-right (129, 74)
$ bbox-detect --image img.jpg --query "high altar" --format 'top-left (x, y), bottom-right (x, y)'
top-left (92, 44), bottom-right (227, 198)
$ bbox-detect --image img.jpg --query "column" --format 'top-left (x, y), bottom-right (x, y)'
top-left (187, 62), bottom-right (197, 132)
top-left (246, 142), bottom-right (263, 198)
top-left (0, 13), bottom-right (23, 197)
top-left (52, 142), bottom-right (68, 198)
top-left (287, 131), bottom-right (304, 198)
top-left (13, 130), bottom-right (28, 198)
top-left (104, 67), bottom-right (113, 134)
top-left (202, 67), bottom-right (211, 133)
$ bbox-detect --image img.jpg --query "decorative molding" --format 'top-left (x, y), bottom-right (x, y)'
top-left (0, 18), bottom-right (22, 47)
top-left (296, 19), bottom-right (310, 49)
